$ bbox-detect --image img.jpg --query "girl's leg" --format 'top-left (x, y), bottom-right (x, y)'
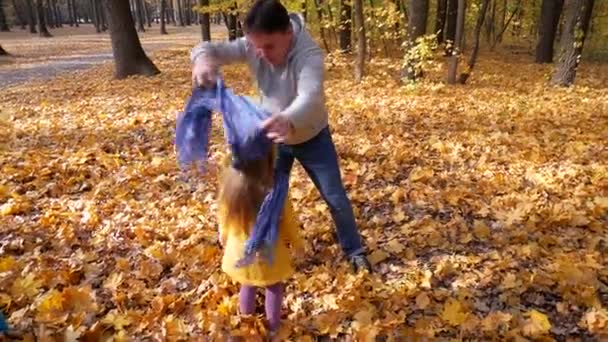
top-left (265, 282), bottom-right (284, 332)
top-left (239, 285), bottom-right (257, 315)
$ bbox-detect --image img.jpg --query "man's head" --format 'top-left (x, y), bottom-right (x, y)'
top-left (245, 0), bottom-right (293, 66)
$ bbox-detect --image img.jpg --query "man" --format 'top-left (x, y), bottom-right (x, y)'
top-left (190, 0), bottom-right (371, 273)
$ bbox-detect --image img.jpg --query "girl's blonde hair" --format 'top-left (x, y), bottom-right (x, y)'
top-left (217, 148), bottom-right (276, 235)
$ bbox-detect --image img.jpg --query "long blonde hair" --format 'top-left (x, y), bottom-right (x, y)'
top-left (217, 149), bottom-right (276, 235)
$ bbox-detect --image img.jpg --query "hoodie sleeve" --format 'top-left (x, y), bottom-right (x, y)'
top-left (280, 48), bottom-right (326, 130)
top-left (190, 37), bottom-right (249, 66)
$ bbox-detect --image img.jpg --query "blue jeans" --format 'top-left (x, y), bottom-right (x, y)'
top-left (276, 126), bottom-right (366, 257)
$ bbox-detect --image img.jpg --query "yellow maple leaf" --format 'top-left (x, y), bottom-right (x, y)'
top-left (102, 310), bottom-right (132, 331)
top-left (36, 289), bottom-right (67, 323)
top-left (441, 298), bottom-right (468, 326)
top-left (0, 256), bottom-right (16, 272)
top-left (12, 274), bottom-right (43, 299)
top-left (522, 310), bottom-right (552, 336)
top-left (163, 315), bottom-right (189, 340)
top-left (368, 249), bottom-right (389, 266)
top-left (473, 220), bottom-right (490, 239)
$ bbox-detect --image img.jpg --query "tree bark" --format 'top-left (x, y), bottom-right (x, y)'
top-left (73, 0), bottom-right (79, 26)
top-left (99, 0), bottom-right (108, 31)
top-left (445, 0), bottom-right (457, 54)
top-left (145, 1), bottom-right (151, 27)
top-left (198, 0), bottom-right (210, 40)
top-left (354, 0), bottom-right (365, 82)
top-left (25, 0), bottom-right (37, 33)
top-left (403, 0), bottom-right (429, 80)
top-left (35, 0), bottom-right (52, 36)
top-left (435, 0), bottom-right (447, 44)
top-left (135, 0), bottom-right (145, 31)
top-left (313, 0), bottom-right (329, 51)
top-left (105, 0), bottom-right (160, 79)
top-left (91, 0), bottom-right (100, 32)
top-left (458, 0), bottom-right (490, 84)
top-left (160, 0), bottom-right (168, 34)
top-left (0, 0), bottom-right (9, 31)
top-left (338, 0), bottom-right (351, 52)
top-left (184, 0), bottom-right (191, 25)
top-left (535, 0), bottom-right (564, 63)
top-left (53, 0), bottom-right (62, 27)
top-left (46, 0), bottom-right (55, 28)
top-left (67, 0), bottom-right (74, 26)
top-left (225, 11), bottom-right (237, 40)
top-left (447, 0), bottom-right (465, 84)
top-left (551, 0), bottom-right (594, 86)
top-left (176, 0), bottom-right (184, 26)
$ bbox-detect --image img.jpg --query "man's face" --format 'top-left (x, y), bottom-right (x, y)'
top-left (246, 29), bottom-right (293, 66)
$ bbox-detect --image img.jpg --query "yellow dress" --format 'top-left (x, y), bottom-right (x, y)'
top-left (218, 199), bottom-right (304, 287)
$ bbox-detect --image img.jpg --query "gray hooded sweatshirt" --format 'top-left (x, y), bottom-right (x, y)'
top-left (190, 14), bottom-right (328, 145)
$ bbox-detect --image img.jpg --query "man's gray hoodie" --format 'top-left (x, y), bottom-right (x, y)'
top-left (190, 14), bottom-right (328, 145)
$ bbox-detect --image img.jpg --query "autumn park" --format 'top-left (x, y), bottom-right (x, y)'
top-left (0, 0), bottom-right (607, 340)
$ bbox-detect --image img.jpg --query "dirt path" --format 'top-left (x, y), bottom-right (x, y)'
top-left (0, 24), bottom-right (225, 88)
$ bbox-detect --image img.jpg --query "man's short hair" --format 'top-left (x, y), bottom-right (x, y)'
top-left (244, 0), bottom-right (291, 34)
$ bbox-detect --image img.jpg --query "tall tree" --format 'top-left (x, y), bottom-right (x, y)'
top-left (11, 0), bottom-right (27, 29)
top-left (0, 0), bottom-right (9, 31)
top-left (198, 0), bottom-right (210, 41)
top-left (535, 0), bottom-right (564, 63)
top-left (145, 1), bottom-right (152, 27)
top-left (135, 0), bottom-right (145, 32)
top-left (25, 0), bottom-right (37, 33)
top-left (458, 0), bottom-right (490, 84)
top-left (67, 0), bottom-right (74, 26)
top-left (338, 0), bottom-right (351, 52)
top-left (35, 0), bottom-right (52, 37)
top-left (551, 0), bottom-right (594, 86)
top-left (91, 0), bottom-right (100, 32)
top-left (435, 0), bottom-right (447, 44)
top-left (403, 0), bottom-right (429, 80)
top-left (444, 0), bottom-right (458, 54)
top-left (353, 0), bottom-right (365, 82)
top-left (160, 0), bottom-right (168, 34)
top-left (104, 0), bottom-right (160, 79)
top-left (176, 0), bottom-right (184, 26)
top-left (73, 0), bottom-right (79, 26)
top-left (313, 0), bottom-right (329, 50)
top-left (447, 0), bottom-right (465, 84)
top-left (184, 0), bottom-right (191, 25)
top-left (53, 0), bottom-right (62, 27)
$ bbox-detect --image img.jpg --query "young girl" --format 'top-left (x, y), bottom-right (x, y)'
top-left (216, 148), bottom-right (304, 334)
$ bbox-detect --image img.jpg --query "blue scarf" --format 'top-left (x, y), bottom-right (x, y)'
top-left (175, 79), bottom-right (289, 267)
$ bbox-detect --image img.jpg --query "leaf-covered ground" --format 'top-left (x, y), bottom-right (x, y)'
top-left (1, 46), bottom-right (607, 340)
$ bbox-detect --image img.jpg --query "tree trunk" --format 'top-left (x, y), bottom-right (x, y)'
top-left (145, 1), bottom-right (151, 27)
top-left (302, 0), bottom-right (307, 21)
top-left (551, 0), bottom-right (594, 86)
top-left (53, 0), bottom-right (62, 27)
top-left (67, 0), bottom-right (74, 26)
top-left (313, 0), bottom-right (329, 51)
top-left (73, 0), bottom-right (79, 26)
top-left (25, 0), bottom-right (37, 33)
top-left (198, 0), bottom-right (210, 40)
top-left (91, 0), bottom-right (100, 32)
top-left (105, 0), bottom-right (160, 79)
top-left (535, 0), bottom-right (564, 63)
top-left (447, 0), bottom-right (465, 84)
top-left (36, 0), bottom-right (52, 36)
top-left (484, 0), bottom-right (494, 43)
top-left (135, 0), bottom-right (145, 31)
top-left (176, 0), bottom-right (184, 26)
top-left (99, 0), bottom-right (108, 31)
top-left (338, 0), bottom-right (351, 52)
top-left (46, 0), bottom-right (55, 28)
top-left (354, 0), bottom-right (365, 82)
top-left (225, 11), bottom-right (237, 40)
top-left (445, 0), bottom-right (458, 54)
top-left (458, 0), bottom-right (490, 84)
top-left (167, 0), bottom-right (175, 24)
top-left (184, 0), bottom-right (191, 25)
top-left (160, 0), bottom-right (168, 34)
top-left (403, 0), bottom-right (429, 80)
top-left (435, 0), bottom-right (447, 44)
top-left (0, 0), bottom-right (9, 31)
top-left (0, 45), bottom-right (7, 55)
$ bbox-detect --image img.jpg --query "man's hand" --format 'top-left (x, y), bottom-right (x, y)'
top-left (192, 58), bottom-right (218, 88)
top-left (261, 114), bottom-right (294, 144)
